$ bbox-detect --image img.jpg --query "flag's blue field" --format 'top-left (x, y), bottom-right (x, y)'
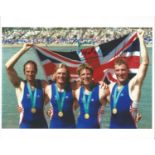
top-left (2, 46), bottom-right (152, 128)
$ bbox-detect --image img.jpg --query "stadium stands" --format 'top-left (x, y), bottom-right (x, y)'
top-left (2, 27), bottom-right (152, 46)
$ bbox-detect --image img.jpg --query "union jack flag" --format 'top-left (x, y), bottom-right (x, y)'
top-left (33, 32), bottom-right (140, 83)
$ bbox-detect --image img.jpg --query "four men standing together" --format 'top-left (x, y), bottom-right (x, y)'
top-left (5, 29), bottom-right (149, 128)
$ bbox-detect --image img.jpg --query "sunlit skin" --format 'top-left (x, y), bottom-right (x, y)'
top-left (79, 69), bottom-right (93, 88)
top-left (114, 64), bottom-right (129, 85)
top-left (55, 67), bottom-right (68, 88)
top-left (24, 63), bottom-right (37, 84)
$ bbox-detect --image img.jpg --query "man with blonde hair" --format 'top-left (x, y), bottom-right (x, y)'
top-left (74, 63), bottom-right (109, 128)
top-left (109, 29), bottom-right (149, 128)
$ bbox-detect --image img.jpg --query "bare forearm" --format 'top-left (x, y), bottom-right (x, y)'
top-left (5, 47), bottom-right (27, 69)
top-left (139, 38), bottom-right (149, 65)
top-left (5, 43), bottom-right (33, 69)
top-left (5, 43), bottom-right (32, 87)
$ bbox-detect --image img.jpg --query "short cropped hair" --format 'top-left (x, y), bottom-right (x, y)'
top-left (114, 58), bottom-right (129, 69)
top-left (23, 60), bottom-right (38, 73)
top-left (77, 63), bottom-right (93, 75)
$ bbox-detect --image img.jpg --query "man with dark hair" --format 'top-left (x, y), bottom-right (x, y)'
top-left (5, 43), bottom-right (48, 128)
top-left (23, 60), bottom-right (38, 73)
top-left (109, 29), bottom-right (149, 128)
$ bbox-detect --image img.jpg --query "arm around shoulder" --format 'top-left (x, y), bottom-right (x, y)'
top-left (44, 83), bottom-right (51, 105)
top-left (72, 89), bottom-right (79, 110)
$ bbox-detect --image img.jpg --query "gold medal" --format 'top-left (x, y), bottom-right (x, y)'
top-left (58, 111), bottom-right (63, 117)
top-left (31, 108), bottom-right (36, 113)
top-left (84, 113), bottom-right (90, 119)
top-left (112, 108), bottom-right (117, 114)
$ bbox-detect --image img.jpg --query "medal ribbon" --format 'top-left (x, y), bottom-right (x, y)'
top-left (82, 87), bottom-right (92, 114)
top-left (27, 83), bottom-right (37, 109)
top-left (55, 84), bottom-right (66, 112)
top-left (113, 85), bottom-right (124, 109)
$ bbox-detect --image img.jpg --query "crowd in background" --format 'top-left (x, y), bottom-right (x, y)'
top-left (2, 27), bottom-right (152, 46)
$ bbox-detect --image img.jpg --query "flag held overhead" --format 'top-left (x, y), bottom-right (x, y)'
top-left (33, 32), bottom-right (140, 83)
